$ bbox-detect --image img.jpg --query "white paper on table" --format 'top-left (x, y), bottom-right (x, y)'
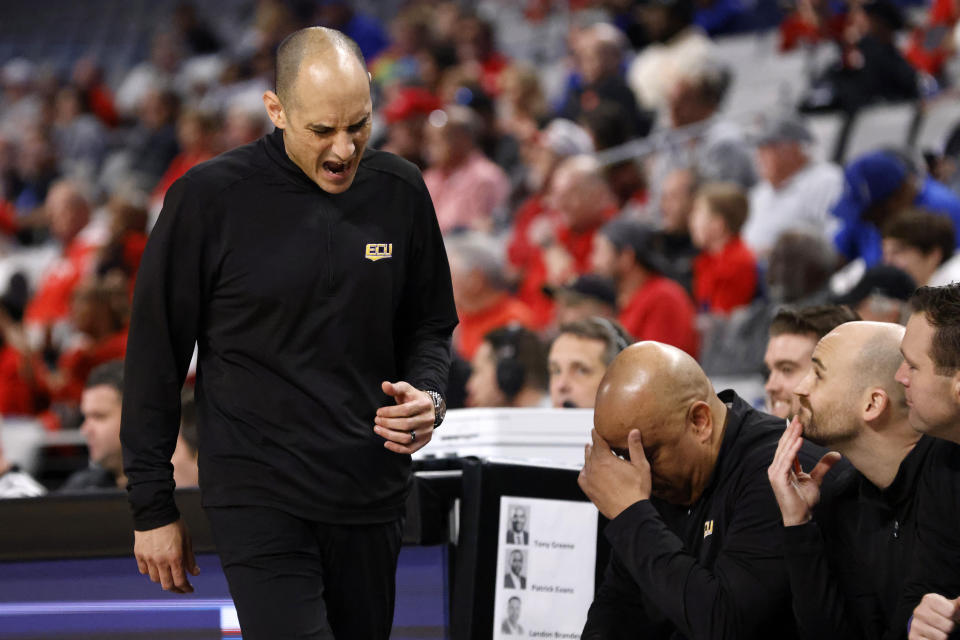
top-left (492, 496), bottom-right (598, 639)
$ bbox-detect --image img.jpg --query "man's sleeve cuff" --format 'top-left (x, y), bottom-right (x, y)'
top-left (604, 499), bottom-right (658, 543)
top-left (133, 508), bottom-right (181, 532)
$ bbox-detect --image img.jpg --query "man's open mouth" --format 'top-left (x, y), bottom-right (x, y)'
top-left (323, 160), bottom-right (349, 176)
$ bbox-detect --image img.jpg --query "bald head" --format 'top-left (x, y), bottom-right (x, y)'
top-left (595, 341), bottom-right (725, 505)
top-left (821, 321), bottom-right (906, 406)
top-left (275, 27), bottom-right (367, 109)
top-left (264, 27), bottom-right (373, 194)
top-left (595, 341), bottom-right (714, 446)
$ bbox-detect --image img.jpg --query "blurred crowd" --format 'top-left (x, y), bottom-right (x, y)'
top-left (3, 0), bottom-right (960, 490)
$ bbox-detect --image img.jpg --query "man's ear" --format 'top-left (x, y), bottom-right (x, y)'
top-left (688, 401), bottom-right (713, 443)
top-left (262, 90), bottom-right (287, 129)
top-left (862, 388), bottom-right (888, 423)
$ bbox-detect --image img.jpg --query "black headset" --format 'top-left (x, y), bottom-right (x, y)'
top-left (591, 316), bottom-right (631, 353)
top-left (494, 325), bottom-right (527, 399)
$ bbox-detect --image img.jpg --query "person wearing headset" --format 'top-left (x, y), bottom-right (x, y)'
top-left (465, 325), bottom-right (550, 408)
top-left (548, 317), bottom-right (633, 409)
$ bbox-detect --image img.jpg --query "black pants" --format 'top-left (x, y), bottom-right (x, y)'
top-left (205, 505), bottom-right (403, 640)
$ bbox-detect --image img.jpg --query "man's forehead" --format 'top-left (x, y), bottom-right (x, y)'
top-left (766, 333), bottom-right (816, 361)
top-left (903, 312), bottom-right (933, 356)
top-left (812, 332), bottom-right (841, 364)
top-left (551, 334), bottom-right (605, 360)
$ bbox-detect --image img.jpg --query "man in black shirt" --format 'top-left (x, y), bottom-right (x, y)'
top-left (768, 321), bottom-right (936, 639)
top-left (578, 341), bottom-right (825, 639)
top-left (61, 360), bottom-right (127, 492)
top-left (120, 27), bottom-right (457, 639)
top-left (895, 284), bottom-right (960, 639)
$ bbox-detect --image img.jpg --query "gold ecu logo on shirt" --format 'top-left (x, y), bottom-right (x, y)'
top-left (365, 243), bottom-right (393, 261)
top-left (703, 520), bottom-right (714, 539)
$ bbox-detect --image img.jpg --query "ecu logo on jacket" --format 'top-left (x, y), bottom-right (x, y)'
top-left (365, 243), bottom-right (393, 261)
top-left (703, 520), bottom-right (714, 539)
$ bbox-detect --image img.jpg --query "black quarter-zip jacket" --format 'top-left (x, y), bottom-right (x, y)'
top-left (120, 129), bottom-right (458, 531)
top-left (900, 438), bottom-right (960, 639)
top-left (783, 435), bottom-right (936, 640)
top-left (583, 390), bottom-right (833, 640)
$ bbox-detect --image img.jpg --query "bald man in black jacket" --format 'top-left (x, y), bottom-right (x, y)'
top-left (121, 26), bottom-right (457, 640)
top-left (578, 341), bottom-right (835, 639)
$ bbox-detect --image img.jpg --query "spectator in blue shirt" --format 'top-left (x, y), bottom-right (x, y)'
top-left (833, 149), bottom-right (960, 266)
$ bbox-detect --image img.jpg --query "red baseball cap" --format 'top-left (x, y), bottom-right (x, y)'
top-left (383, 87), bottom-right (443, 125)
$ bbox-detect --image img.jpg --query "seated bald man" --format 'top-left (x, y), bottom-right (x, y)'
top-left (768, 321), bottom-right (956, 638)
top-left (578, 341), bottom-right (828, 639)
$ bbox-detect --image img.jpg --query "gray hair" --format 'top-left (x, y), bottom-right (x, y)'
top-left (445, 231), bottom-right (508, 289)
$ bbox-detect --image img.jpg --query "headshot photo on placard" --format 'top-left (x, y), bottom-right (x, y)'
top-left (504, 549), bottom-right (527, 589)
top-left (505, 504), bottom-right (530, 545)
top-left (501, 596), bottom-right (524, 635)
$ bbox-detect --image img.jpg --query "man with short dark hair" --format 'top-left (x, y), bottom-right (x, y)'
top-left (121, 26), bottom-right (457, 639)
top-left (882, 209), bottom-right (960, 287)
top-left (897, 284), bottom-right (960, 442)
top-left (62, 360), bottom-right (126, 492)
top-left (895, 284), bottom-right (960, 639)
top-left (591, 219), bottom-right (697, 356)
top-left (764, 305), bottom-right (860, 418)
top-left (548, 317), bottom-right (632, 409)
top-left (465, 326), bottom-right (548, 408)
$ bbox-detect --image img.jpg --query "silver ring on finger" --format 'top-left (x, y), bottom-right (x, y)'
top-left (410, 430), bottom-right (417, 443)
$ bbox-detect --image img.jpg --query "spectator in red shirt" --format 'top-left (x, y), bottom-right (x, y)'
top-left (96, 186), bottom-right (150, 293)
top-left (71, 57), bottom-right (119, 128)
top-left (446, 232), bottom-right (535, 360)
top-left (591, 218), bottom-right (698, 356)
top-left (150, 108), bottom-right (220, 209)
top-left (24, 180), bottom-right (99, 346)
top-left (507, 120), bottom-right (595, 325)
top-left (0, 275), bottom-right (40, 416)
top-left (47, 279), bottom-right (129, 406)
top-left (516, 154), bottom-right (617, 328)
top-left (690, 182), bottom-right (758, 313)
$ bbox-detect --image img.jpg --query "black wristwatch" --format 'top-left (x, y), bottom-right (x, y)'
top-left (424, 390), bottom-right (446, 429)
